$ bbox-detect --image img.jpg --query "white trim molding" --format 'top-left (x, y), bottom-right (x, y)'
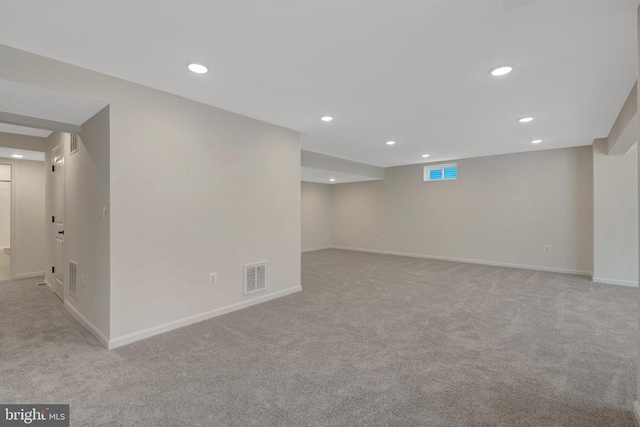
top-left (65, 301), bottom-right (110, 348)
top-left (633, 401), bottom-right (640, 426)
top-left (330, 246), bottom-right (592, 276)
top-left (302, 246), bottom-right (332, 253)
top-left (44, 280), bottom-right (52, 290)
top-left (14, 271), bottom-right (46, 279)
top-left (108, 285), bottom-right (302, 350)
top-left (592, 277), bottom-right (638, 288)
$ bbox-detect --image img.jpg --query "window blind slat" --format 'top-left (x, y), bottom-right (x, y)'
top-left (429, 169), bottom-right (443, 180)
top-left (443, 168), bottom-right (457, 179)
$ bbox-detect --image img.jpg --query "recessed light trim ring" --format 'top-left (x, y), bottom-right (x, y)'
top-left (186, 62), bottom-right (208, 74)
top-left (490, 65), bottom-right (514, 77)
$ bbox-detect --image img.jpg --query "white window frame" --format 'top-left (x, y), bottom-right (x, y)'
top-left (423, 163), bottom-right (457, 182)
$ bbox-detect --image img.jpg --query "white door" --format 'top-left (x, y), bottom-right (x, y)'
top-left (52, 145), bottom-right (64, 300)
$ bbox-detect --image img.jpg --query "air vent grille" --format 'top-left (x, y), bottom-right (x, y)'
top-left (244, 262), bottom-right (267, 295)
top-left (69, 260), bottom-right (78, 297)
top-left (70, 134), bottom-right (79, 155)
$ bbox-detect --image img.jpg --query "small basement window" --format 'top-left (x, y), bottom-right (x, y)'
top-left (424, 163), bottom-right (457, 182)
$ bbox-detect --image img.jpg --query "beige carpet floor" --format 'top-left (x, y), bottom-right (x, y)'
top-left (0, 249), bottom-right (637, 426)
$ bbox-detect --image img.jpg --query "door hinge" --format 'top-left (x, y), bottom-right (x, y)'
top-left (52, 165), bottom-right (55, 172)
top-left (51, 266), bottom-right (55, 274)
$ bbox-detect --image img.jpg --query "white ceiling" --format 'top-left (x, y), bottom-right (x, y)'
top-left (0, 123), bottom-right (51, 138)
top-left (0, 147), bottom-right (44, 162)
top-left (302, 167), bottom-right (382, 185)
top-left (0, 79), bottom-right (108, 127)
top-left (0, 0), bottom-right (637, 167)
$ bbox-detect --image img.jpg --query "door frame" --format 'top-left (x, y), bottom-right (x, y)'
top-left (0, 162), bottom-right (16, 281)
top-left (50, 143), bottom-right (65, 300)
top-left (9, 162), bottom-right (15, 280)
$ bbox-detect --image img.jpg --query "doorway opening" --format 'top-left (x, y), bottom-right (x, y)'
top-left (0, 129), bottom-right (48, 284)
top-left (0, 164), bottom-right (11, 281)
top-left (0, 77), bottom-right (110, 346)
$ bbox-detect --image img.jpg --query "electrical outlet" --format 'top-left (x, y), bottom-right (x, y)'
top-left (209, 272), bottom-right (217, 285)
top-left (380, 235), bottom-right (384, 241)
top-left (80, 274), bottom-right (85, 288)
top-left (545, 245), bottom-right (551, 252)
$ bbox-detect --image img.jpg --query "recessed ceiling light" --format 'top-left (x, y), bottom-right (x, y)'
top-left (421, 154), bottom-right (430, 158)
top-left (490, 66), bottom-right (513, 77)
top-left (386, 141), bottom-right (396, 146)
top-left (10, 154), bottom-right (23, 158)
top-left (321, 116), bottom-right (334, 122)
top-left (518, 117), bottom-right (534, 123)
top-left (186, 62), bottom-right (208, 74)
top-left (531, 139), bottom-right (543, 144)
top-left (329, 178), bottom-right (336, 182)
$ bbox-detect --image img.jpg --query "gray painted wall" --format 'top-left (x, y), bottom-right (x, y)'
top-left (45, 107), bottom-right (111, 338)
top-left (0, 44), bottom-right (301, 344)
top-left (331, 147), bottom-right (594, 274)
top-left (301, 182), bottom-right (332, 251)
top-left (593, 140), bottom-right (638, 286)
top-left (13, 159), bottom-right (45, 278)
top-left (0, 132), bottom-right (48, 152)
top-left (636, 4), bottom-right (640, 411)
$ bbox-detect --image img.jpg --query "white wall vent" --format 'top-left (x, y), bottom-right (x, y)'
top-left (70, 133), bottom-right (79, 155)
top-left (244, 262), bottom-right (267, 295)
top-left (68, 260), bottom-right (78, 297)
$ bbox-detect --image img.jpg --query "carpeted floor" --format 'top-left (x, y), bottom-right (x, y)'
top-left (0, 249), bottom-right (637, 426)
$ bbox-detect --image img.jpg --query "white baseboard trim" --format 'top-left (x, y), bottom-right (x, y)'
top-left (633, 401), bottom-right (640, 426)
top-left (331, 246), bottom-right (592, 276)
top-left (592, 277), bottom-right (638, 288)
top-left (44, 280), bottom-right (52, 290)
top-left (65, 300), bottom-right (110, 349)
top-left (108, 285), bottom-right (302, 350)
top-left (14, 271), bottom-right (46, 279)
top-left (302, 246), bottom-right (332, 253)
